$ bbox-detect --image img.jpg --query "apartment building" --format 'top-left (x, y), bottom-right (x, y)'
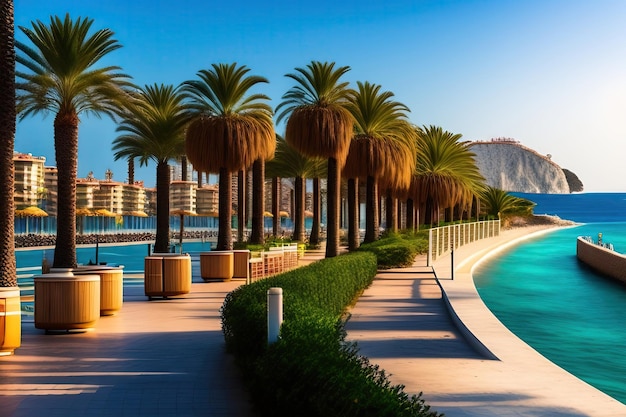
top-left (121, 181), bottom-right (147, 214)
top-left (76, 176), bottom-right (101, 211)
top-left (170, 180), bottom-right (196, 213)
top-left (43, 166), bottom-right (58, 217)
top-left (196, 184), bottom-right (218, 215)
top-left (76, 176), bottom-right (147, 215)
top-left (13, 152), bottom-right (46, 209)
top-left (14, 154), bottom-right (294, 221)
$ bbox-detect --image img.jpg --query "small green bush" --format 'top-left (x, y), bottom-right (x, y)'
top-left (358, 233), bottom-right (429, 269)
top-left (221, 251), bottom-right (442, 417)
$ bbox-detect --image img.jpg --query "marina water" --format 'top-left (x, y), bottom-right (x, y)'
top-left (474, 192), bottom-right (626, 404)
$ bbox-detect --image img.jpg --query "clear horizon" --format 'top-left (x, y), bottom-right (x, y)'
top-left (13, 0), bottom-right (626, 192)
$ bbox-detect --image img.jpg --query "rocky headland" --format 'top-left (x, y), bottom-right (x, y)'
top-left (469, 139), bottom-right (583, 193)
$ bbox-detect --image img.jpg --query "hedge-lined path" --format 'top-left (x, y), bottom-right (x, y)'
top-left (0, 248), bottom-right (330, 417)
top-left (345, 226), bottom-right (626, 417)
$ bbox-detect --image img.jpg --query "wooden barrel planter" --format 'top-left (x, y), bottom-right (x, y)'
top-left (232, 250), bottom-right (250, 280)
top-left (74, 266), bottom-right (124, 316)
top-left (144, 254), bottom-right (191, 300)
top-left (200, 251), bottom-right (234, 281)
top-left (0, 287), bottom-right (21, 356)
top-left (34, 270), bottom-right (100, 332)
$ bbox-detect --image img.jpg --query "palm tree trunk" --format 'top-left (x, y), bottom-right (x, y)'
top-left (347, 177), bottom-right (359, 251)
top-left (364, 175), bottom-right (378, 243)
top-left (237, 170), bottom-right (245, 243)
top-left (325, 157), bottom-right (340, 258)
top-left (272, 177), bottom-right (280, 236)
top-left (385, 191), bottom-right (397, 233)
top-left (424, 198), bottom-right (433, 226)
top-left (217, 168), bottom-right (233, 250)
top-left (246, 168), bottom-right (253, 229)
top-left (197, 170), bottom-right (203, 188)
top-left (250, 158), bottom-right (265, 244)
top-left (406, 198), bottom-right (414, 231)
top-left (293, 176), bottom-right (306, 242)
top-left (309, 177), bottom-right (321, 245)
top-left (181, 156), bottom-right (188, 181)
top-left (0, 0), bottom-right (17, 287)
top-left (444, 207), bottom-right (452, 223)
top-left (53, 112), bottom-right (79, 268)
top-left (395, 197), bottom-right (403, 230)
top-left (128, 157), bottom-right (134, 184)
top-left (154, 160), bottom-right (170, 253)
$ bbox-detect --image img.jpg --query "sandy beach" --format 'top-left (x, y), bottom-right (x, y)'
top-left (346, 220), bottom-right (626, 416)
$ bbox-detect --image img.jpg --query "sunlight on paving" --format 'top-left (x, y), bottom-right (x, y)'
top-left (1, 371), bottom-right (184, 378)
top-left (0, 384), bottom-right (103, 395)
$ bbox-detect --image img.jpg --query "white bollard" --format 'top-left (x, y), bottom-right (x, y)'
top-left (267, 287), bottom-right (283, 344)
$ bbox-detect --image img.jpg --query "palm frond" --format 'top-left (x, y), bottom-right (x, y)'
top-left (343, 81), bottom-right (416, 192)
top-left (15, 13), bottom-right (135, 118)
top-left (182, 63), bottom-right (275, 173)
top-left (412, 125), bottom-right (485, 208)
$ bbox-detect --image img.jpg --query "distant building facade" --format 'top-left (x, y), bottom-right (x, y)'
top-left (43, 166), bottom-right (58, 217)
top-left (13, 152), bottom-right (46, 209)
top-left (13, 153), bottom-right (302, 222)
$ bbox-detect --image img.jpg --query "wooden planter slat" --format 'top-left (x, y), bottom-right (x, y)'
top-left (144, 255), bottom-right (191, 299)
top-left (144, 257), bottom-right (164, 295)
top-left (232, 250), bottom-right (250, 279)
top-left (75, 267), bottom-right (124, 316)
top-left (163, 256), bottom-right (192, 296)
top-left (0, 288), bottom-right (21, 355)
top-left (200, 252), bottom-right (234, 281)
top-left (34, 274), bottom-right (100, 331)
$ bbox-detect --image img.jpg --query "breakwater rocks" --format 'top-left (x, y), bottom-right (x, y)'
top-left (15, 231), bottom-right (218, 249)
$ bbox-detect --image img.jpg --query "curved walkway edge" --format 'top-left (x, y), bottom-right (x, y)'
top-left (346, 225), bottom-right (626, 417)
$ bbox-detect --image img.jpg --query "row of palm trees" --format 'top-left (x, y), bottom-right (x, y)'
top-left (10, 13), bottom-right (489, 270)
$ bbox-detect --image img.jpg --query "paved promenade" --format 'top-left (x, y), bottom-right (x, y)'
top-left (0, 258), bottom-right (262, 417)
top-left (345, 226), bottom-right (626, 416)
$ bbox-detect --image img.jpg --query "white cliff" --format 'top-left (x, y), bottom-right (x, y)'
top-left (469, 141), bottom-right (571, 194)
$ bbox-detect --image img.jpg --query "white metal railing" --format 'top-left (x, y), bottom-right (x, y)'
top-left (427, 220), bottom-right (501, 266)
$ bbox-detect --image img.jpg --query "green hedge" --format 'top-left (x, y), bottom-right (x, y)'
top-left (358, 232), bottom-right (429, 269)
top-left (221, 251), bottom-right (442, 417)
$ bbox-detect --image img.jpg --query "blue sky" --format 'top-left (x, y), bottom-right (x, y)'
top-left (13, 0), bottom-right (626, 192)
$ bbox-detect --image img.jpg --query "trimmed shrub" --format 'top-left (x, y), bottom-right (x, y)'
top-left (222, 252), bottom-right (378, 361)
top-left (221, 251), bottom-right (442, 417)
top-left (359, 233), bottom-right (429, 269)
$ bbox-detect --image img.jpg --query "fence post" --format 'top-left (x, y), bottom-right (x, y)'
top-left (267, 287), bottom-right (283, 345)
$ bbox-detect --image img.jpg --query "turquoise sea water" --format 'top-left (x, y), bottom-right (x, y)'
top-left (16, 240), bottom-right (213, 275)
top-left (474, 193), bottom-right (626, 404)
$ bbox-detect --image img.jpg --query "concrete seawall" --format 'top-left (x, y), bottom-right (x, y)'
top-left (576, 236), bottom-right (626, 282)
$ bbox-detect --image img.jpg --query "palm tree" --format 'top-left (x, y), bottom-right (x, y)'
top-left (0, 0), bottom-right (17, 288)
top-left (16, 14), bottom-right (134, 268)
top-left (112, 84), bottom-right (189, 253)
top-left (276, 61), bottom-right (354, 257)
top-left (266, 135), bottom-right (325, 243)
top-left (0, 0), bottom-right (21, 356)
top-left (480, 186), bottom-right (535, 218)
top-left (183, 63), bottom-right (274, 250)
top-left (343, 81), bottom-right (416, 244)
top-left (412, 125), bottom-right (484, 226)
